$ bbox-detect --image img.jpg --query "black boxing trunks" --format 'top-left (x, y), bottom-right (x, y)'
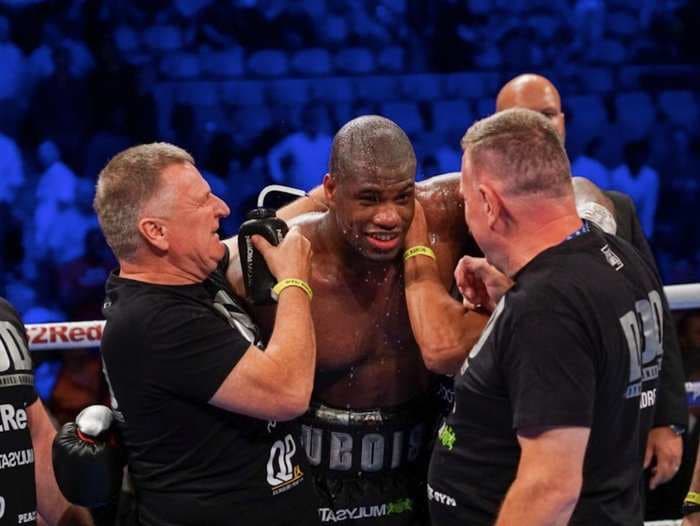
top-left (300, 398), bottom-right (434, 525)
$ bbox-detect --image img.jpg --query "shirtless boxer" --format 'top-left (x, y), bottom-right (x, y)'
top-left (230, 115), bottom-right (487, 525)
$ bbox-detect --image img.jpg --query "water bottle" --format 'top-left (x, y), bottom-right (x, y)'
top-left (238, 208), bottom-right (289, 304)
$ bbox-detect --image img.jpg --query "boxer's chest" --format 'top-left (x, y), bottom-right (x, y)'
top-left (310, 268), bottom-right (416, 371)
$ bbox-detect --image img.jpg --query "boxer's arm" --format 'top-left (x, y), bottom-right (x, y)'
top-left (495, 426), bottom-right (589, 526)
top-left (404, 200), bottom-right (486, 375)
top-left (27, 399), bottom-right (94, 526)
top-left (223, 238), bottom-right (246, 296)
top-left (275, 184), bottom-right (327, 221)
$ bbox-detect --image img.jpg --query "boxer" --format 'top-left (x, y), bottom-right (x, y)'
top-left (230, 115), bottom-right (487, 525)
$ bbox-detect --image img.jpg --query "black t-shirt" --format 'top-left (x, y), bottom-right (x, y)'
top-left (101, 253), bottom-right (316, 526)
top-left (0, 298), bottom-right (38, 526)
top-left (429, 228), bottom-right (663, 526)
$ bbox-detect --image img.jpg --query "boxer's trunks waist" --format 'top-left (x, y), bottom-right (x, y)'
top-left (299, 397), bottom-right (430, 477)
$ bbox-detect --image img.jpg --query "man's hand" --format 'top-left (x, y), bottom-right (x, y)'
top-left (252, 226), bottom-right (312, 283)
top-left (454, 256), bottom-right (512, 312)
top-left (683, 513), bottom-right (700, 526)
top-left (645, 426), bottom-right (683, 490)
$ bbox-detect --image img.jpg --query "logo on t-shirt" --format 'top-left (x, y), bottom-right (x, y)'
top-left (266, 434), bottom-right (304, 495)
top-left (460, 297), bottom-right (505, 375)
top-left (213, 290), bottom-right (261, 346)
top-left (0, 448), bottom-right (34, 470)
top-left (17, 510), bottom-right (36, 524)
top-left (601, 244), bottom-right (624, 271)
top-left (618, 290), bottom-right (663, 399)
top-left (0, 405), bottom-right (27, 433)
top-left (0, 321), bottom-right (34, 388)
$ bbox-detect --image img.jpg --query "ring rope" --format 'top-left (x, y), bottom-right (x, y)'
top-left (24, 283), bottom-right (699, 351)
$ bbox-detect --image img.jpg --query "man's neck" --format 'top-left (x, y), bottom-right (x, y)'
top-left (500, 212), bottom-right (583, 277)
top-left (118, 259), bottom-right (203, 286)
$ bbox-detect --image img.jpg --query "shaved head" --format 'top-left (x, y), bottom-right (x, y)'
top-left (495, 74), bottom-right (565, 140)
top-left (329, 115), bottom-right (416, 183)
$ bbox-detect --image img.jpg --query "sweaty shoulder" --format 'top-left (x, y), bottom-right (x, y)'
top-left (416, 172), bottom-right (465, 237)
top-left (288, 211), bottom-right (327, 250)
top-left (416, 172), bottom-right (476, 264)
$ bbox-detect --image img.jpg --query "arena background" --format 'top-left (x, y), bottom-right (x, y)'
top-left (0, 0), bottom-right (698, 522)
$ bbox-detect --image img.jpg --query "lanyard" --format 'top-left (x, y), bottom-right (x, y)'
top-left (565, 220), bottom-right (591, 242)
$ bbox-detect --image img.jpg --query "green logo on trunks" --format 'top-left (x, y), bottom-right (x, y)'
top-left (387, 498), bottom-right (413, 515)
top-left (438, 423), bottom-right (456, 450)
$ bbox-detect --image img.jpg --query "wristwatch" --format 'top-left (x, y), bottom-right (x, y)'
top-left (670, 424), bottom-right (686, 436)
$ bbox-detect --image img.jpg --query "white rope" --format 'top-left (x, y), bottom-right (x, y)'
top-left (665, 283), bottom-right (700, 310)
top-left (26, 320), bottom-right (105, 351)
top-left (24, 283), bottom-right (700, 351)
top-left (645, 521), bottom-right (681, 525)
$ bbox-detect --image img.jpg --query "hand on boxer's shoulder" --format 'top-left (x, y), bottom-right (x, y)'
top-left (405, 199), bottom-right (428, 247)
top-left (455, 256), bottom-right (512, 312)
top-left (253, 226), bottom-right (312, 283)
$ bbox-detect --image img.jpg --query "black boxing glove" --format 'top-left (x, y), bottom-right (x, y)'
top-left (52, 405), bottom-right (126, 507)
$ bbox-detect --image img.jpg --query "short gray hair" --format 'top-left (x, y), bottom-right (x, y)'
top-left (461, 108), bottom-right (571, 197)
top-left (93, 142), bottom-right (194, 260)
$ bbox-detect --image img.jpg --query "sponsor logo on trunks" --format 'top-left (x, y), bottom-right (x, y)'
top-left (619, 290), bottom-right (663, 399)
top-left (267, 434), bottom-right (305, 495)
top-left (438, 423), bottom-right (456, 450)
top-left (318, 499), bottom-right (413, 522)
top-left (427, 484), bottom-right (457, 507)
top-left (0, 405), bottom-right (27, 433)
top-left (301, 424), bottom-right (425, 472)
top-left (0, 448), bottom-right (33, 470)
top-left (17, 511), bottom-right (36, 524)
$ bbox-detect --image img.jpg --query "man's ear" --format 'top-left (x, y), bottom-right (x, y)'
top-left (138, 217), bottom-right (169, 251)
top-left (323, 173), bottom-right (338, 209)
top-left (478, 183), bottom-right (503, 230)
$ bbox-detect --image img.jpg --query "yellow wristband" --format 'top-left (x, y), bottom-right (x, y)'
top-left (686, 492), bottom-right (700, 505)
top-left (272, 278), bottom-right (313, 301)
top-left (403, 245), bottom-right (436, 262)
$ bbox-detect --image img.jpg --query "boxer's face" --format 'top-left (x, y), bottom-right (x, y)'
top-left (159, 162), bottom-right (230, 278)
top-left (329, 165), bottom-right (415, 261)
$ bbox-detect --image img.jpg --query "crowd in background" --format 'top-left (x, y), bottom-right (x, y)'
top-left (0, 0), bottom-right (699, 436)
